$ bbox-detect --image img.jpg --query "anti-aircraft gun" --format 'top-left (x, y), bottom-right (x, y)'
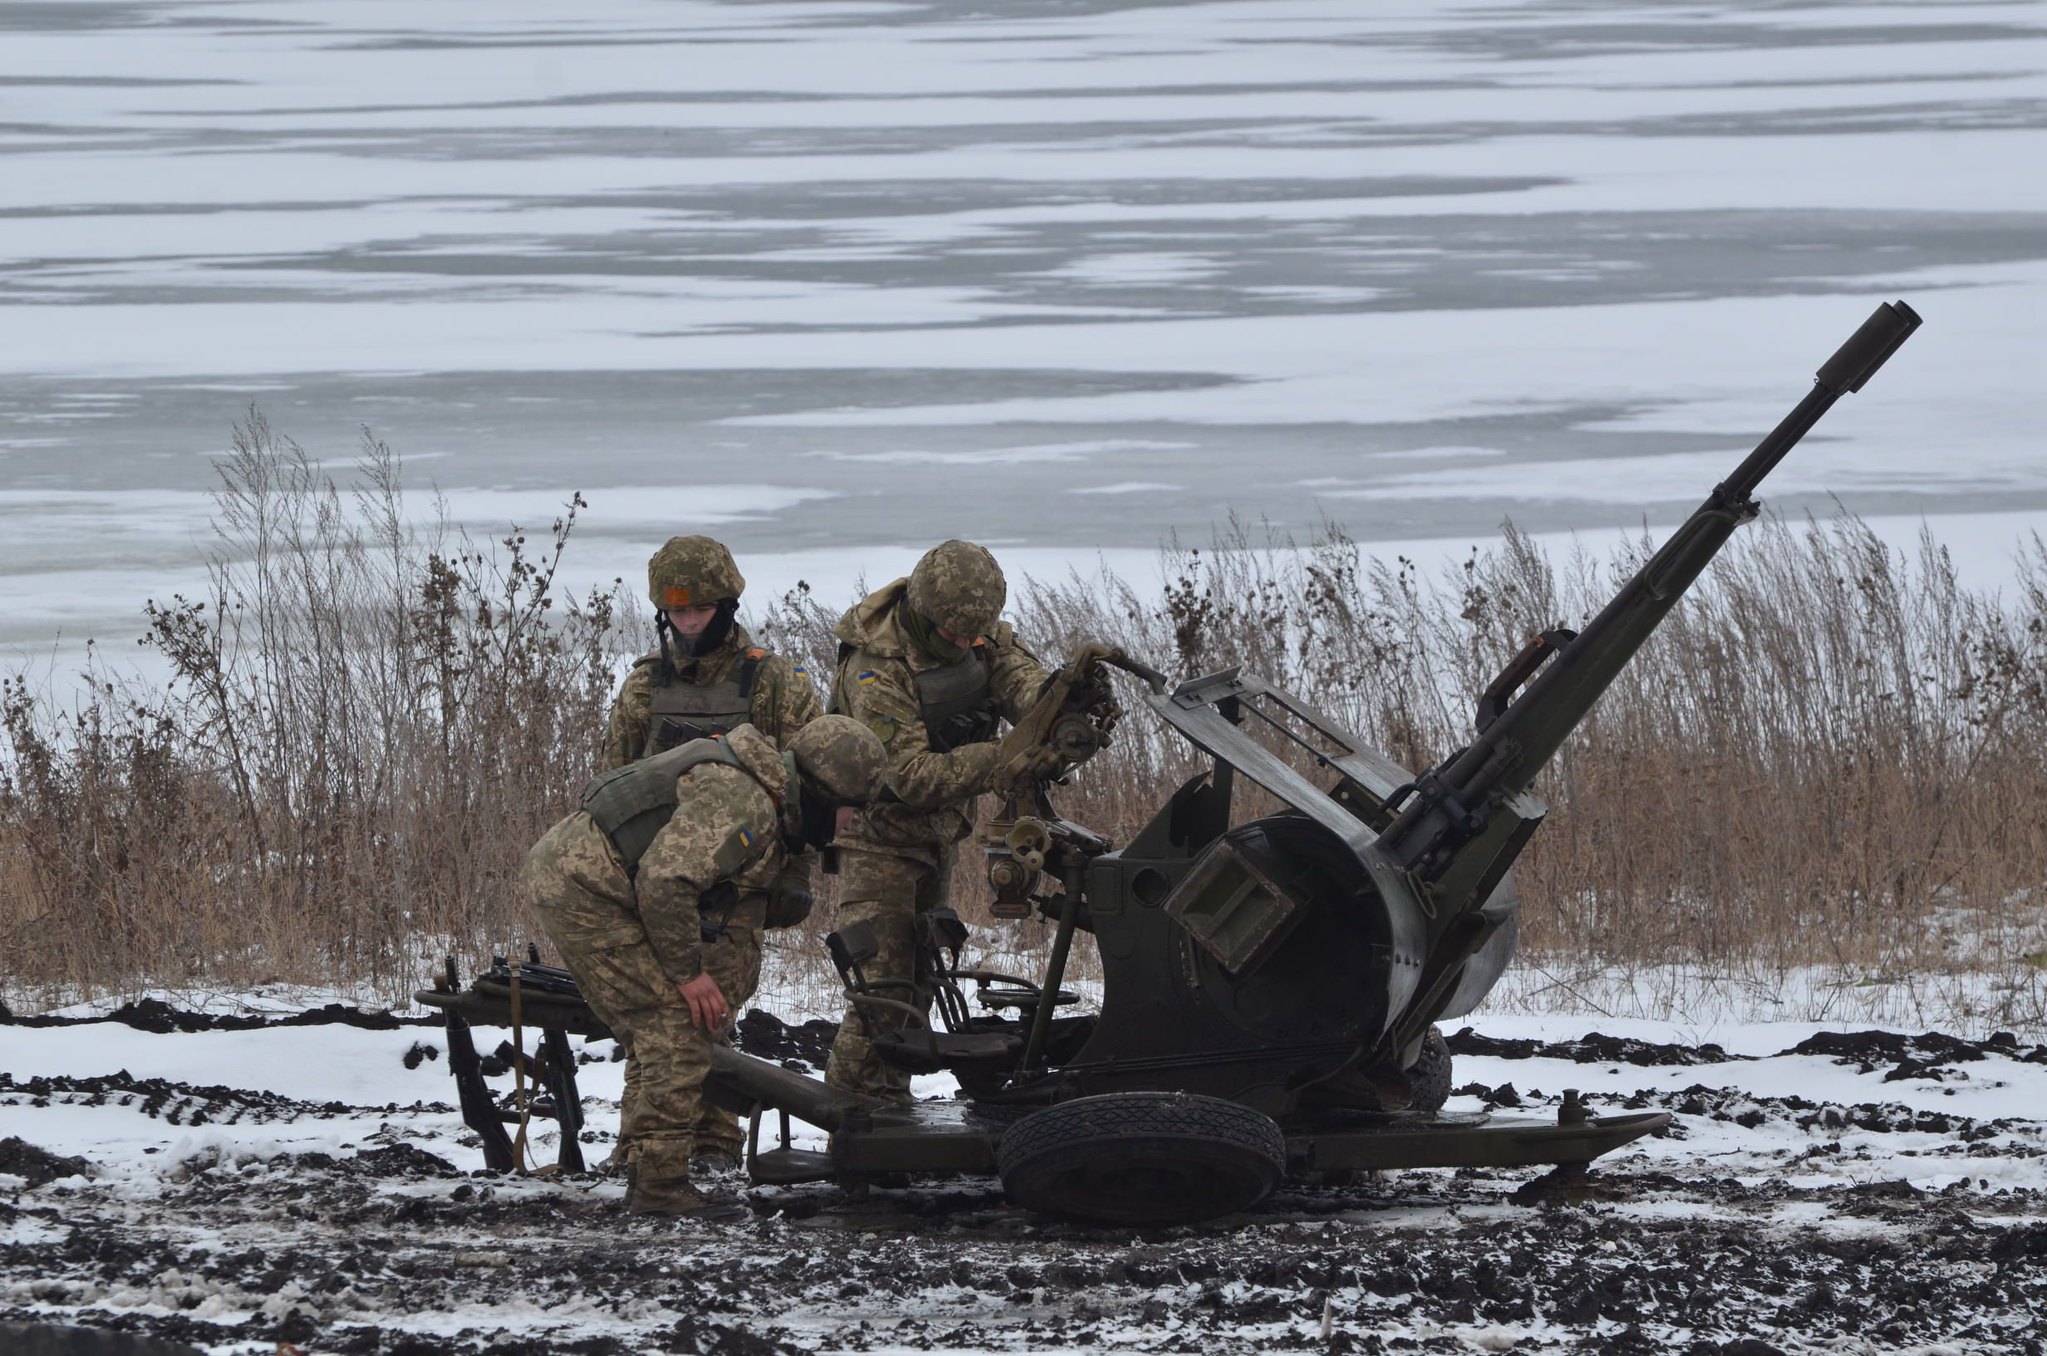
top-left (420, 301), bottom-right (1921, 1225)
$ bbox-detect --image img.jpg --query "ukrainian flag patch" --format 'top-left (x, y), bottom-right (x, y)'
top-left (857, 670), bottom-right (878, 686)
top-left (738, 827), bottom-right (756, 849)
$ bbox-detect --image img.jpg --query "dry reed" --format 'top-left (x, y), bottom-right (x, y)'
top-left (4, 416), bottom-right (2045, 1028)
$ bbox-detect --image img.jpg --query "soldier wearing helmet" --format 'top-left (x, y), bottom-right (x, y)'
top-left (596, 535), bottom-right (823, 1172)
top-left (522, 716), bottom-right (887, 1219)
top-left (822, 539), bottom-right (1052, 1102)
top-left (599, 535), bottom-right (822, 771)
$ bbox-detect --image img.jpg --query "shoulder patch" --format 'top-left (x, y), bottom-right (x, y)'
top-left (856, 670), bottom-right (879, 686)
top-left (865, 715), bottom-right (897, 743)
top-left (711, 823), bottom-right (764, 877)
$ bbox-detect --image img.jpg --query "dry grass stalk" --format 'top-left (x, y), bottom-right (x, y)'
top-left (4, 416), bottom-right (2045, 1028)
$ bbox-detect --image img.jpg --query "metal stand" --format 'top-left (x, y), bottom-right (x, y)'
top-left (431, 955), bottom-right (592, 1173)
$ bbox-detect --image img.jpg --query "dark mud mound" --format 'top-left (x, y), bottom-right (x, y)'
top-left (1447, 1026), bottom-right (1746, 1066)
top-left (0, 997), bottom-right (432, 1033)
top-left (1789, 1028), bottom-right (2047, 1081)
top-left (0, 1137), bottom-right (94, 1187)
top-left (337, 1143), bottom-right (460, 1179)
top-left (0, 1070), bottom-right (452, 1126)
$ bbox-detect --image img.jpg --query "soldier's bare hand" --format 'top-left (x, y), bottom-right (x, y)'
top-left (678, 972), bottom-right (730, 1030)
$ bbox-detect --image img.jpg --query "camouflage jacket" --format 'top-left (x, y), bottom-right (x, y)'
top-left (829, 579), bottom-right (1048, 859)
top-left (598, 622), bottom-right (822, 773)
top-left (633, 724), bottom-right (801, 982)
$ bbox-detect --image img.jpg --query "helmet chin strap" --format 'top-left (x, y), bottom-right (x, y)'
top-left (654, 612), bottom-right (679, 679)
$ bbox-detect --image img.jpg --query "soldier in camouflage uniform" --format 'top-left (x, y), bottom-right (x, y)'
top-left (522, 716), bottom-right (887, 1219)
top-left (598, 535), bottom-right (823, 1169)
top-left (600, 535), bottom-right (821, 771)
top-left (824, 540), bottom-right (1052, 1102)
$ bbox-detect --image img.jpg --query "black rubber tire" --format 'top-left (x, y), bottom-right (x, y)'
top-left (996, 1092), bottom-right (1287, 1226)
top-left (0, 1324), bottom-right (204, 1356)
top-left (1407, 1026), bottom-right (1453, 1115)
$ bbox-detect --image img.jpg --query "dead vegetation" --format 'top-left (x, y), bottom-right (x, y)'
top-left (4, 417), bottom-right (2046, 1025)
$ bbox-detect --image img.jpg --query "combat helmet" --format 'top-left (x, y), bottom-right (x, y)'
top-left (788, 715), bottom-right (888, 804)
top-left (647, 535), bottom-right (745, 610)
top-left (906, 539), bottom-right (1006, 639)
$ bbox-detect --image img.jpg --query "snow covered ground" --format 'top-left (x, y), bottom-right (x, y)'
top-left (4, 985), bottom-right (2045, 1353)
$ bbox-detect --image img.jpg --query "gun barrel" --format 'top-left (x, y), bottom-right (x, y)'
top-left (1718, 300), bottom-right (1921, 506)
top-left (1380, 300), bottom-right (1921, 877)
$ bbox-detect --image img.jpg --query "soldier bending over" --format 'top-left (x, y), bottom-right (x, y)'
top-left (522, 716), bottom-right (885, 1218)
top-left (597, 534), bottom-right (824, 1171)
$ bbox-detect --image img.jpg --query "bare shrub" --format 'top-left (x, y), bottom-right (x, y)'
top-left (0, 412), bottom-right (646, 1006)
top-left (5, 415), bottom-right (2045, 1029)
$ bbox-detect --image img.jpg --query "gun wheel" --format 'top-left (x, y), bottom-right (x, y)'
top-left (1408, 1026), bottom-right (1453, 1116)
top-left (996, 1092), bottom-right (1286, 1225)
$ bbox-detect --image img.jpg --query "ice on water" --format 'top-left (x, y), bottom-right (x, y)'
top-left (3, 0), bottom-right (2046, 666)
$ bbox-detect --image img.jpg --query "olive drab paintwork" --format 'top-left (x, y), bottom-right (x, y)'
top-left (598, 623), bottom-right (822, 772)
top-left (646, 534), bottom-right (746, 609)
top-left (825, 549), bottom-right (1048, 1100)
top-left (579, 736), bottom-right (751, 870)
top-left (913, 650), bottom-right (999, 752)
top-left (640, 659), bottom-right (757, 755)
top-left (905, 538), bottom-right (1006, 639)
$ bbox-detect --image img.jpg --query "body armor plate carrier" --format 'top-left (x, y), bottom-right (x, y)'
top-left (581, 737), bottom-right (780, 871)
top-left (639, 650), bottom-right (765, 758)
top-left (913, 647), bottom-right (999, 752)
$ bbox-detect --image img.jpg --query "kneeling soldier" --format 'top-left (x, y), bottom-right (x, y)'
top-left (521, 715), bottom-right (886, 1219)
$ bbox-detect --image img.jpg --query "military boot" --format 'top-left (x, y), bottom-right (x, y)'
top-left (627, 1139), bottom-right (746, 1222)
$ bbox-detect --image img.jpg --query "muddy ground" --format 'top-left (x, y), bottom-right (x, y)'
top-left (3, 1009), bottom-right (2044, 1354)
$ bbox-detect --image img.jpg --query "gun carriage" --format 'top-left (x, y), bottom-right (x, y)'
top-left (421, 301), bottom-right (1920, 1225)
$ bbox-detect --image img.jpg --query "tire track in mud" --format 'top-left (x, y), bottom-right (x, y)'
top-left (4, 1009), bottom-right (2045, 1354)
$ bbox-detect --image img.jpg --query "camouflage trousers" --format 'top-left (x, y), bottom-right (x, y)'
top-left (521, 813), bottom-right (763, 1174)
top-left (824, 842), bottom-right (958, 1102)
top-left (623, 900), bottom-right (762, 1159)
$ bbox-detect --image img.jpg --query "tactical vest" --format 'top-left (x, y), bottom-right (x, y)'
top-left (581, 737), bottom-right (774, 871)
top-left (913, 647), bottom-right (999, 752)
top-left (639, 649), bottom-right (766, 759)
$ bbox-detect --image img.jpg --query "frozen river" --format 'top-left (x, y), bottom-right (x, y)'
top-left (4, 0), bottom-right (2047, 657)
